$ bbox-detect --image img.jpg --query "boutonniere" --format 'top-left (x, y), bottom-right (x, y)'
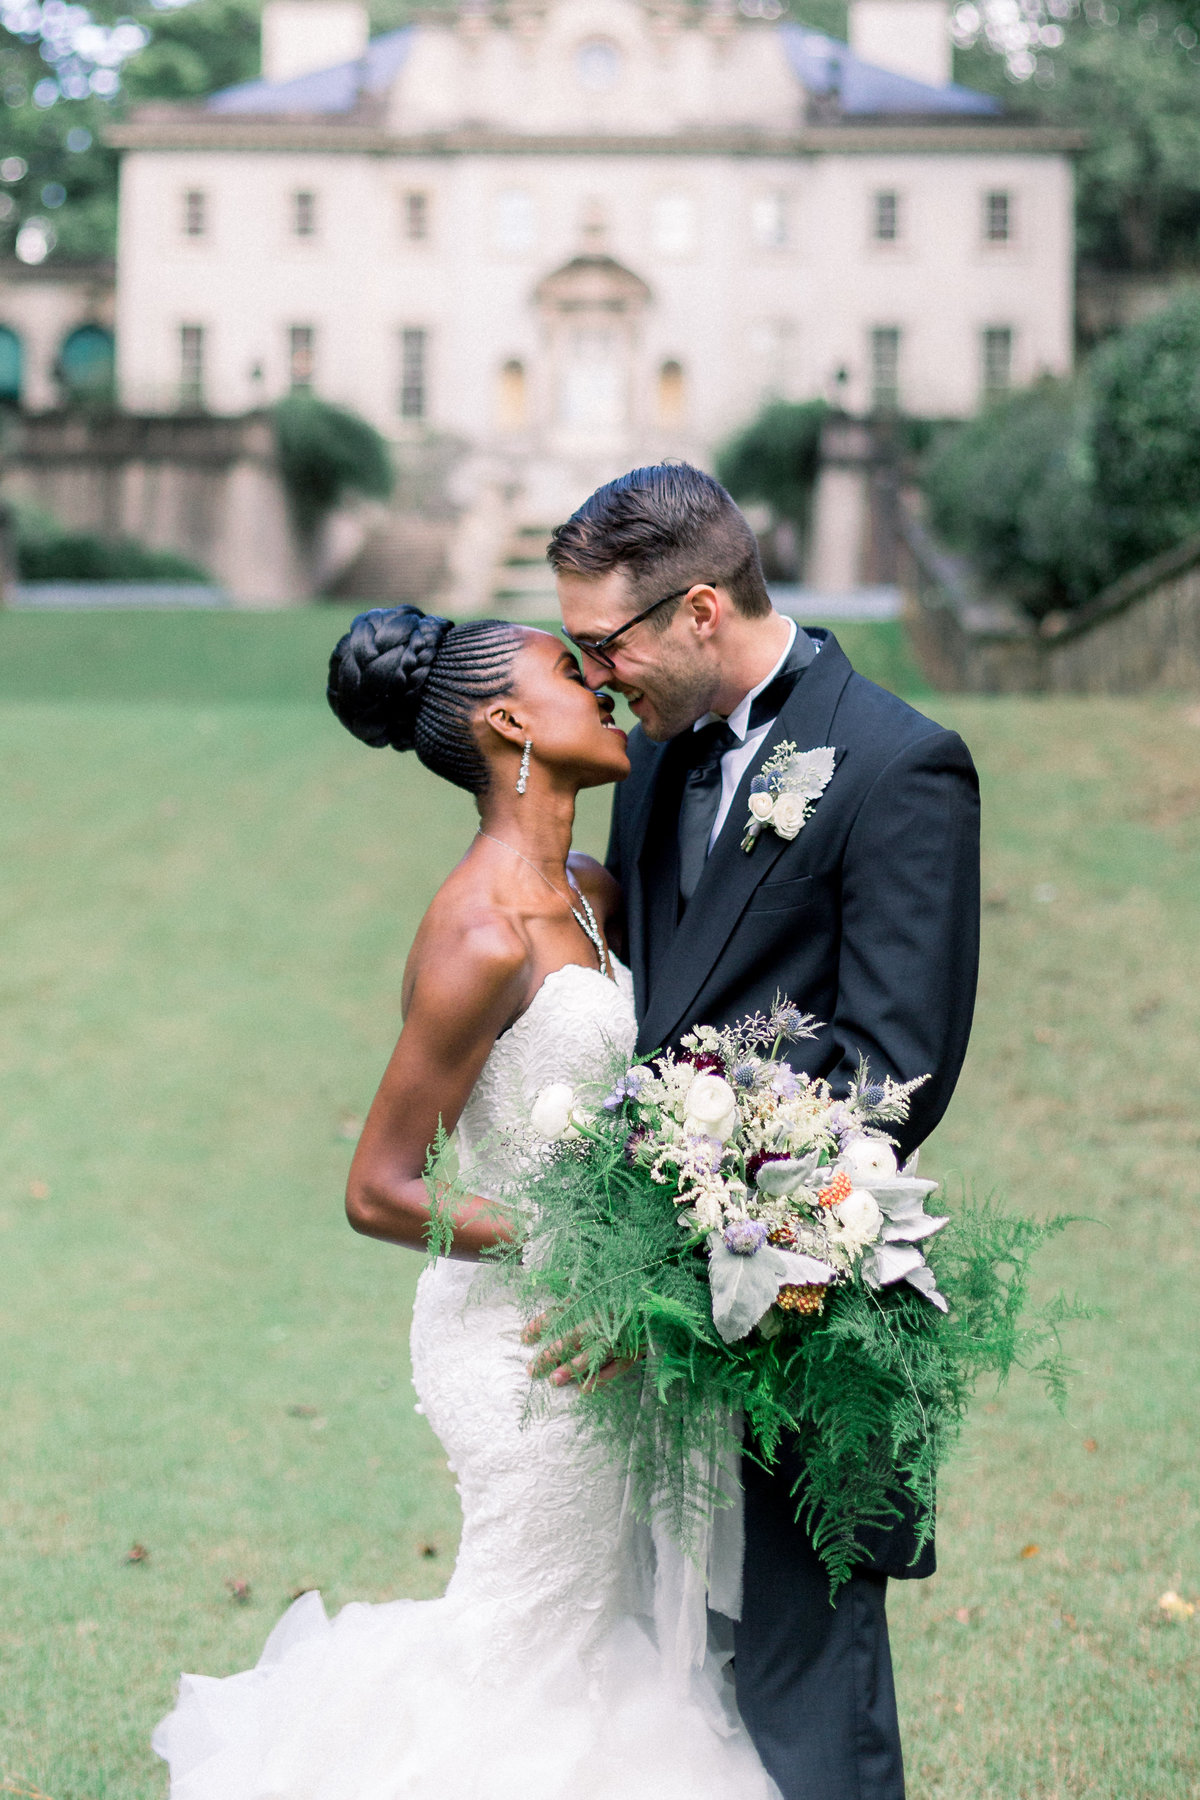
top-left (741, 742), bottom-right (837, 854)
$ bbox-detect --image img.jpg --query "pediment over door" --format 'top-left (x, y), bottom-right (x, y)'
top-left (534, 254), bottom-right (652, 316)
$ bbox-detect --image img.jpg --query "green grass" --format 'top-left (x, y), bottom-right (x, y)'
top-left (1, 612), bottom-right (1197, 1799)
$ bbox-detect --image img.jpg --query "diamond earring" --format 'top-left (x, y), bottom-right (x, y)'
top-left (516, 738), bottom-right (532, 795)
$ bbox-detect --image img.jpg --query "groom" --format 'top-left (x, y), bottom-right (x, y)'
top-left (549, 463), bottom-right (981, 1800)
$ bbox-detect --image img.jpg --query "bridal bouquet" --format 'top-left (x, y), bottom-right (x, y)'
top-left (430, 1005), bottom-right (1076, 1594)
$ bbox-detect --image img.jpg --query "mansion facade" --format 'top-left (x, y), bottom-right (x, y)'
top-left (110, 0), bottom-right (1079, 540)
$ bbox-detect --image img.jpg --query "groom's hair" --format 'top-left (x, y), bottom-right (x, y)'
top-left (547, 463), bottom-right (771, 624)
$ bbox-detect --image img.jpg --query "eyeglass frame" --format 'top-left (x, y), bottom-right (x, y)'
top-left (561, 582), bottom-right (714, 672)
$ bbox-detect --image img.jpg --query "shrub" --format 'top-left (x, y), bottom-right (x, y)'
top-left (715, 399), bottom-right (828, 527)
top-left (1087, 292), bottom-right (1200, 574)
top-left (14, 507), bottom-right (211, 583)
top-left (921, 381), bottom-right (1111, 621)
top-left (272, 394), bottom-right (393, 533)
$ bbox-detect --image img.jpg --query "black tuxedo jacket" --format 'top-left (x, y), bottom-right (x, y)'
top-left (606, 633), bottom-right (980, 1578)
top-left (606, 632), bottom-right (981, 1163)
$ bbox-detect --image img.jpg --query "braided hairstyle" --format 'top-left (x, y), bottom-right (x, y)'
top-left (327, 607), bottom-right (524, 795)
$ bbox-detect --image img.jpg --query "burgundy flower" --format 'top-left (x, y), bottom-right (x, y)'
top-left (745, 1149), bottom-right (789, 1185)
top-left (680, 1050), bottom-right (726, 1078)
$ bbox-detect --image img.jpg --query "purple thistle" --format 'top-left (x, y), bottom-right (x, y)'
top-left (723, 1218), bottom-right (768, 1256)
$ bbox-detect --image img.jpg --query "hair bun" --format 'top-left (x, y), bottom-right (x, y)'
top-left (327, 606), bottom-right (454, 752)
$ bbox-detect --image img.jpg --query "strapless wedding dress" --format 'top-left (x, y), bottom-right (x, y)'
top-left (153, 961), bottom-right (778, 1800)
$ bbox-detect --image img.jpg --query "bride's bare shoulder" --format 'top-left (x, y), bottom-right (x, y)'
top-left (402, 876), bottom-right (530, 1022)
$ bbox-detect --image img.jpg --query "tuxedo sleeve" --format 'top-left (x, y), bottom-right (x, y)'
top-left (827, 728), bottom-right (980, 1155)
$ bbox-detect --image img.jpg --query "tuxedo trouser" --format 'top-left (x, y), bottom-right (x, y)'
top-left (733, 1452), bottom-right (906, 1800)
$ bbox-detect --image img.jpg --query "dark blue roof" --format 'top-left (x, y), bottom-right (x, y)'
top-left (207, 27), bottom-right (413, 114)
top-left (781, 25), bottom-right (1002, 115)
top-left (206, 20), bottom-right (1000, 120)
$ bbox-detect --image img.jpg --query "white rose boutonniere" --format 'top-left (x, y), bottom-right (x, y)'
top-left (742, 742), bottom-right (837, 854)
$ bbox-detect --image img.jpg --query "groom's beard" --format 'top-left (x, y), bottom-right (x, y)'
top-left (618, 649), bottom-right (720, 743)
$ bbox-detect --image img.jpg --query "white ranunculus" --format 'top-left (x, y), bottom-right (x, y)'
top-left (749, 792), bottom-right (775, 821)
top-left (683, 1073), bottom-right (738, 1142)
top-left (832, 1186), bottom-right (884, 1251)
top-left (530, 1083), bottom-right (577, 1141)
top-left (770, 792), bottom-right (807, 839)
top-left (839, 1136), bottom-right (899, 1185)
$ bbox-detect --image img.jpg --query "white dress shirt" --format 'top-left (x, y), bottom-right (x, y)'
top-left (694, 617), bottom-right (800, 851)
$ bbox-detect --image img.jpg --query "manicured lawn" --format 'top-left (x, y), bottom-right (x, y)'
top-left (0, 611), bottom-right (1196, 1798)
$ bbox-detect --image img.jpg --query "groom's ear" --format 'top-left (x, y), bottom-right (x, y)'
top-left (482, 702), bottom-right (528, 749)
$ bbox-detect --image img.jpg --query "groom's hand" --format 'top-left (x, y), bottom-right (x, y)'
top-left (522, 1313), bottom-right (634, 1390)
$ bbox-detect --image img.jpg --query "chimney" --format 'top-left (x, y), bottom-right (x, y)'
top-left (848, 0), bottom-right (952, 88)
top-left (261, 0), bottom-right (369, 84)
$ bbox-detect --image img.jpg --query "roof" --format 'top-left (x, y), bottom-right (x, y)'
top-left (206, 26), bottom-right (413, 115)
top-left (780, 26), bottom-right (1002, 117)
top-left (203, 21), bottom-right (1001, 121)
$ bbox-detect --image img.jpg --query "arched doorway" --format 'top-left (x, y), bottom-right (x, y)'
top-left (0, 325), bottom-right (22, 406)
top-left (58, 323), bottom-right (115, 402)
top-left (534, 254), bottom-right (651, 450)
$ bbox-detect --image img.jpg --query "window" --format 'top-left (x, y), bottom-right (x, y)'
top-left (869, 326), bottom-right (901, 411)
top-left (657, 359), bottom-right (685, 427)
top-left (751, 192), bottom-right (788, 250)
top-left (403, 191), bottom-right (429, 241)
top-left (182, 189), bottom-right (206, 238)
top-left (292, 190), bottom-right (317, 238)
top-left (289, 324), bottom-right (315, 390)
top-left (399, 328), bottom-right (426, 420)
top-left (983, 190), bottom-right (1012, 243)
top-left (179, 324), bottom-right (205, 408)
top-left (651, 192), bottom-right (696, 258)
top-left (492, 189), bottom-right (536, 254)
top-left (981, 326), bottom-right (1013, 396)
top-left (872, 190), bottom-right (899, 243)
top-left (576, 39), bottom-right (621, 93)
top-left (497, 358), bottom-right (527, 430)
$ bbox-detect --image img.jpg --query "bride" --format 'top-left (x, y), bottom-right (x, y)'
top-left (153, 605), bottom-right (778, 1799)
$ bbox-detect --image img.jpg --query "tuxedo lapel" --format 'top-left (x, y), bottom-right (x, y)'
top-left (637, 632), bottom-right (854, 1053)
top-left (633, 735), bottom-right (690, 1017)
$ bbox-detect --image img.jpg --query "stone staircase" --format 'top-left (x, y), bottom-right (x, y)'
top-left (488, 524), bottom-right (558, 619)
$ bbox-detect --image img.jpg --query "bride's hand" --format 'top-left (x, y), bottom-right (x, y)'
top-left (522, 1313), bottom-right (636, 1390)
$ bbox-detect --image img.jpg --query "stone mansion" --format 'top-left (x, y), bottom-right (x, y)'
top-left (107, 0), bottom-right (1076, 538)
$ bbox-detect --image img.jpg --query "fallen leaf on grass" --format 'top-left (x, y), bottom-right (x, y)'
top-left (1083, 1438), bottom-right (1098, 1453)
top-left (225, 1578), bottom-right (252, 1605)
top-left (28, 1182), bottom-right (49, 1200)
top-left (1020, 1544), bottom-right (1040, 1559)
top-left (125, 1543), bottom-right (149, 1564)
top-left (419, 1543), bottom-right (439, 1559)
top-left (1, 1778), bottom-right (57, 1799)
top-left (1158, 1590), bottom-right (1195, 1623)
top-left (287, 1405), bottom-right (318, 1418)
top-left (954, 1607), bottom-right (971, 1624)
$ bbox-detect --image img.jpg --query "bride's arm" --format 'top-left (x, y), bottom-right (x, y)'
top-left (345, 916), bottom-right (529, 1258)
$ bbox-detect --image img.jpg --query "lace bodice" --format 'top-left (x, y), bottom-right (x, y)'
top-left (456, 959), bottom-right (637, 1191)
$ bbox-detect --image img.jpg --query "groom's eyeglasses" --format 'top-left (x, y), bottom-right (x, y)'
top-left (562, 584), bottom-right (711, 673)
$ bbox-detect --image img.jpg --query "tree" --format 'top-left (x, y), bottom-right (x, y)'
top-left (953, 3), bottom-right (1200, 271)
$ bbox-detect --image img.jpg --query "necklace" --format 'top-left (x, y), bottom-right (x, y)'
top-left (476, 828), bottom-right (611, 980)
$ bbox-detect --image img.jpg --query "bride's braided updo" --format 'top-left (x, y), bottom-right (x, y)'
top-left (327, 606), bottom-right (524, 795)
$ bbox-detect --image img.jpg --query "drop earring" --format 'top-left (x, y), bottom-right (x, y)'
top-left (516, 738), bottom-right (532, 795)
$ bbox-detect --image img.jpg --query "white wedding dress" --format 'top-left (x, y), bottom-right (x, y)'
top-left (153, 961), bottom-right (778, 1800)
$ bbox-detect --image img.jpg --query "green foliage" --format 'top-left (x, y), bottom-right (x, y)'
top-left (1087, 289), bottom-right (1200, 569)
top-left (120, 0), bottom-right (261, 103)
top-left (922, 379), bottom-right (1109, 620)
top-left (438, 1105), bottom-right (1078, 1596)
top-left (714, 398), bottom-right (828, 527)
top-left (955, 11), bottom-right (1200, 272)
top-left (923, 291), bottom-right (1200, 617)
top-left (12, 504), bottom-right (211, 582)
top-left (271, 393), bottom-right (393, 531)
